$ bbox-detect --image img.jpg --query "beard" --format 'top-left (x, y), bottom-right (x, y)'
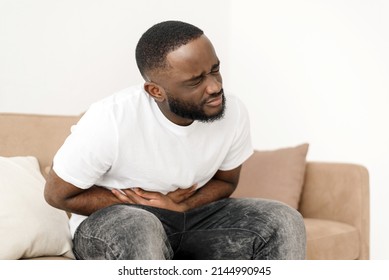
top-left (167, 90), bottom-right (226, 123)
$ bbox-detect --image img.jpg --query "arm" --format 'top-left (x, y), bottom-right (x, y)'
top-left (180, 165), bottom-right (241, 210)
top-left (112, 165), bottom-right (242, 212)
top-left (44, 168), bottom-right (125, 216)
top-left (45, 161), bottom-right (241, 215)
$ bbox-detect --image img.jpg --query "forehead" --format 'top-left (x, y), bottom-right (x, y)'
top-left (165, 35), bottom-right (219, 79)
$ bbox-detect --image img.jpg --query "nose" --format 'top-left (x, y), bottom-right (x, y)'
top-left (205, 74), bottom-right (222, 95)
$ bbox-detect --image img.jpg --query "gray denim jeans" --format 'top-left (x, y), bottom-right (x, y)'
top-left (72, 198), bottom-right (306, 260)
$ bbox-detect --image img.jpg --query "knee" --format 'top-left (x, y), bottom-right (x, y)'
top-left (264, 201), bottom-right (306, 259)
top-left (242, 199), bottom-right (306, 259)
top-left (236, 198), bottom-right (305, 234)
top-left (261, 200), bottom-right (305, 235)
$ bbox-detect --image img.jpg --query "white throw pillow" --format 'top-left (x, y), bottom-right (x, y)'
top-left (0, 156), bottom-right (74, 259)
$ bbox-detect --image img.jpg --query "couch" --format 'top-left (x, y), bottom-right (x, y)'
top-left (0, 113), bottom-right (370, 260)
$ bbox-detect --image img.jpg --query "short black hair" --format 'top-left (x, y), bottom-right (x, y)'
top-left (136, 20), bottom-right (204, 79)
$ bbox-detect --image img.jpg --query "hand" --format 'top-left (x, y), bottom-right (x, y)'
top-left (167, 184), bottom-right (197, 203)
top-left (111, 185), bottom-right (197, 212)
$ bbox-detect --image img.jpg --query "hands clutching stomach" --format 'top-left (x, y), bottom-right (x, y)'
top-left (111, 184), bottom-right (198, 212)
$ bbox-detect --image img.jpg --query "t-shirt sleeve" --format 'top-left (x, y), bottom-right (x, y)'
top-left (53, 103), bottom-right (118, 189)
top-left (219, 97), bottom-right (254, 171)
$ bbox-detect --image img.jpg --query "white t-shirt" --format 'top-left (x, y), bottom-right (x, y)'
top-left (53, 84), bottom-right (253, 236)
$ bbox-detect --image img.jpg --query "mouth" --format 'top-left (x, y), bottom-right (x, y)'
top-left (205, 93), bottom-right (223, 107)
top-left (206, 96), bottom-right (222, 107)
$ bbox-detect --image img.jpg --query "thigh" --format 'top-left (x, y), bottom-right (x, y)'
top-left (73, 204), bottom-right (173, 259)
top-left (175, 198), bottom-right (305, 259)
top-left (173, 198), bottom-right (267, 259)
top-left (185, 198), bottom-right (284, 233)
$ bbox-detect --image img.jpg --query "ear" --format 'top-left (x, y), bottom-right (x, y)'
top-left (144, 82), bottom-right (166, 102)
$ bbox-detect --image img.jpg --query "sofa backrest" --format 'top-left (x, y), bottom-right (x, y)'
top-left (0, 113), bottom-right (80, 175)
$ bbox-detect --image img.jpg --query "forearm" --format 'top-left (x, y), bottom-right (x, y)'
top-left (59, 186), bottom-right (122, 216)
top-left (180, 178), bottom-right (236, 211)
top-left (62, 166), bottom-right (242, 214)
top-left (177, 166), bottom-right (242, 211)
top-left (44, 169), bottom-right (122, 216)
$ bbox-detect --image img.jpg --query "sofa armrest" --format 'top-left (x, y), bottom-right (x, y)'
top-left (299, 162), bottom-right (370, 259)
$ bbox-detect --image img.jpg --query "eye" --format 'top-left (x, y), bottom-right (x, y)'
top-left (211, 67), bottom-right (220, 75)
top-left (189, 78), bottom-right (203, 87)
top-left (211, 63), bottom-right (221, 74)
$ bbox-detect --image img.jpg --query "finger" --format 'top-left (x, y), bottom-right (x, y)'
top-left (179, 191), bottom-right (197, 201)
top-left (133, 188), bottom-right (163, 200)
top-left (171, 184), bottom-right (197, 195)
top-left (170, 185), bottom-right (197, 198)
top-left (188, 184), bottom-right (198, 192)
top-left (122, 188), bottom-right (156, 205)
top-left (113, 188), bottom-right (148, 204)
top-left (181, 190), bottom-right (196, 200)
top-left (111, 189), bottom-right (134, 203)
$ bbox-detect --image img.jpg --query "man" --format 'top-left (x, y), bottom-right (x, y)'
top-left (44, 20), bottom-right (306, 260)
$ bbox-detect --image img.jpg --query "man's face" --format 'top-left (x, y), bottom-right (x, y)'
top-left (150, 35), bottom-right (225, 125)
top-left (166, 88), bottom-right (225, 123)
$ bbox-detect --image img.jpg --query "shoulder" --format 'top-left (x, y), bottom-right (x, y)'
top-left (94, 84), bottom-right (146, 110)
top-left (82, 84), bottom-right (149, 121)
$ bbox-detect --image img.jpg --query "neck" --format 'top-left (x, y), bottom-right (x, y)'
top-left (156, 101), bottom-right (194, 126)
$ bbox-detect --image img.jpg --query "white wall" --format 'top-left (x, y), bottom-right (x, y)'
top-left (229, 0), bottom-right (389, 259)
top-left (1, 0), bottom-right (388, 259)
top-left (0, 0), bottom-right (231, 115)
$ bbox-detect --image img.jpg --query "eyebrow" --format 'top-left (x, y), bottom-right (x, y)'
top-left (183, 60), bottom-right (220, 83)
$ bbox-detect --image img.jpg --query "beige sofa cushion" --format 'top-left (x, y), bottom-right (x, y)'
top-left (233, 143), bottom-right (309, 209)
top-left (305, 218), bottom-right (359, 259)
top-left (0, 113), bottom-right (80, 177)
top-left (0, 156), bottom-right (74, 259)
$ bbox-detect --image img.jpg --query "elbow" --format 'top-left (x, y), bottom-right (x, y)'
top-left (44, 181), bottom-right (66, 210)
top-left (44, 183), bottom-right (58, 208)
top-left (43, 168), bottom-right (72, 211)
